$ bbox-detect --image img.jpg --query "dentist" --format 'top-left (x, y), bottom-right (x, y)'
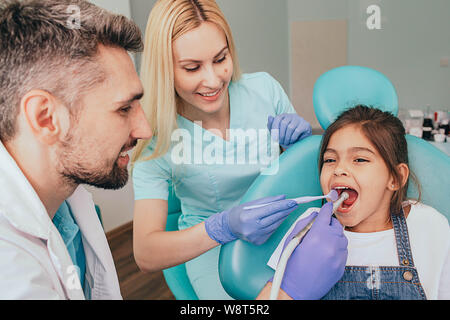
top-left (0, 0), bottom-right (151, 299)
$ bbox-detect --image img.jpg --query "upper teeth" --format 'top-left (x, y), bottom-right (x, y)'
top-left (200, 90), bottom-right (219, 97)
top-left (120, 151), bottom-right (128, 157)
top-left (334, 186), bottom-right (350, 189)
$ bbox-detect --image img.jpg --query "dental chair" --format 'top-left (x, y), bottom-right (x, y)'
top-left (162, 184), bottom-right (199, 300)
top-left (218, 65), bottom-right (450, 299)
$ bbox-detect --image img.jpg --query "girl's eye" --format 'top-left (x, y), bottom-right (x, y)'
top-left (323, 158), bottom-right (335, 163)
top-left (354, 158), bottom-right (369, 163)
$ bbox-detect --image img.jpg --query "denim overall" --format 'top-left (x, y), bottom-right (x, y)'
top-left (322, 211), bottom-right (427, 300)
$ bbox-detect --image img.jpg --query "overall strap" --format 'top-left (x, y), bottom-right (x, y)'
top-left (391, 209), bottom-right (415, 267)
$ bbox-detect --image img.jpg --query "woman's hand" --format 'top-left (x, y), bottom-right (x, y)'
top-left (205, 195), bottom-right (298, 245)
top-left (268, 114), bottom-right (312, 149)
top-left (274, 202), bottom-right (348, 300)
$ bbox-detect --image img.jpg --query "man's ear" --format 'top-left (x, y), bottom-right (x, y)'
top-left (20, 90), bottom-right (65, 145)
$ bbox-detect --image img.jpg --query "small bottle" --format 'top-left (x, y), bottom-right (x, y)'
top-left (422, 127), bottom-right (432, 141)
top-left (439, 119), bottom-right (449, 136)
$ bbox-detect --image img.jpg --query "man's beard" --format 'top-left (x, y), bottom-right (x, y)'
top-left (56, 132), bottom-right (134, 190)
top-left (60, 158), bottom-right (129, 190)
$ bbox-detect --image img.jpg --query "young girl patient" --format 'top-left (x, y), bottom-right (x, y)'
top-left (268, 105), bottom-right (449, 300)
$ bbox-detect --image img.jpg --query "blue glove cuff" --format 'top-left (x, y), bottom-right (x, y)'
top-left (204, 210), bottom-right (238, 245)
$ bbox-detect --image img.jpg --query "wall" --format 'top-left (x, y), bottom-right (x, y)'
top-left (287, 0), bottom-right (349, 95)
top-left (288, 0), bottom-right (450, 114)
top-left (347, 0), bottom-right (450, 111)
top-left (216, 0), bottom-right (290, 93)
top-left (128, 0), bottom-right (157, 75)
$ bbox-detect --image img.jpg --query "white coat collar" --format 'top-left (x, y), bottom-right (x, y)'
top-left (0, 141), bottom-right (84, 299)
top-left (0, 140), bottom-right (53, 240)
top-left (67, 187), bottom-right (122, 299)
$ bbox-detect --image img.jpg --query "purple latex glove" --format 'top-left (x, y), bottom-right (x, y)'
top-left (276, 202), bottom-right (348, 300)
top-left (205, 195), bottom-right (298, 245)
top-left (268, 113), bottom-right (312, 149)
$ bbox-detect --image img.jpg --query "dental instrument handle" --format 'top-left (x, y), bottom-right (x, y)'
top-left (244, 194), bottom-right (331, 210)
top-left (269, 192), bottom-right (349, 300)
top-left (292, 195), bottom-right (332, 204)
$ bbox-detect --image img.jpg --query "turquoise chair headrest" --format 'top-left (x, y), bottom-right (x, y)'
top-left (313, 66), bottom-right (399, 130)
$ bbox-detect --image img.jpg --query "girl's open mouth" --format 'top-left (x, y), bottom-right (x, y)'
top-left (334, 186), bottom-right (358, 213)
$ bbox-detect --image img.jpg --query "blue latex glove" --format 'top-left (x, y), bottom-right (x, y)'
top-left (268, 113), bottom-right (312, 149)
top-left (274, 202), bottom-right (348, 300)
top-left (205, 195), bottom-right (298, 245)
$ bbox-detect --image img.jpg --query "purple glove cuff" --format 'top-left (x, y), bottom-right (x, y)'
top-left (204, 210), bottom-right (238, 245)
top-left (266, 276), bottom-right (309, 300)
top-left (280, 278), bottom-right (311, 300)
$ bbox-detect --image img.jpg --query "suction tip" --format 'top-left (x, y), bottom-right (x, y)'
top-left (328, 189), bottom-right (339, 202)
top-left (341, 191), bottom-right (349, 200)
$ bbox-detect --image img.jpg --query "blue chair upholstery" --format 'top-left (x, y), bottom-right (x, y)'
top-left (313, 65), bottom-right (398, 130)
top-left (219, 66), bottom-right (450, 299)
top-left (162, 185), bottom-right (199, 300)
top-left (219, 136), bottom-right (323, 299)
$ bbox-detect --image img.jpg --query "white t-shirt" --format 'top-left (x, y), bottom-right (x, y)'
top-left (268, 201), bottom-right (450, 300)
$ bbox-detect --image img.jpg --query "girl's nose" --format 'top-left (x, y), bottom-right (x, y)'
top-left (333, 165), bottom-right (349, 177)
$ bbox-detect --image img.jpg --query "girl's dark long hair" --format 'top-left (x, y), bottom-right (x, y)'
top-left (319, 105), bottom-right (421, 213)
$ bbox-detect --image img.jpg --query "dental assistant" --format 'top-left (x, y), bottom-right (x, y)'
top-left (132, 0), bottom-right (314, 299)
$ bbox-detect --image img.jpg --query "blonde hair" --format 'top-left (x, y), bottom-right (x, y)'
top-left (132, 0), bottom-right (241, 164)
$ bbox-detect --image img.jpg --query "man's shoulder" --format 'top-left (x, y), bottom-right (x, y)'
top-left (0, 221), bottom-right (46, 278)
top-left (0, 229), bottom-right (60, 299)
top-left (0, 213), bottom-right (46, 258)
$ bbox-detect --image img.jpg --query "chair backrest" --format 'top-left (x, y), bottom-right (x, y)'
top-left (405, 135), bottom-right (450, 218)
top-left (163, 184), bottom-right (199, 300)
top-left (167, 184), bottom-right (181, 215)
top-left (313, 65), bottom-right (399, 130)
top-left (219, 136), bottom-right (323, 299)
top-left (219, 66), bottom-right (450, 299)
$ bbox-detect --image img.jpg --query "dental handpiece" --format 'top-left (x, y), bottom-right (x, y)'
top-left (293, 191), bottom-right (349, 240)
top-left (269, 191), bottom-right (349, 300)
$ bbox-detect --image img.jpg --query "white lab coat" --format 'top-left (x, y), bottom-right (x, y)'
top-left (0, 141), bottom-right (122, 299)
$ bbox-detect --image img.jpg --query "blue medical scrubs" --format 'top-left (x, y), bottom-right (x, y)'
top-left (52, 201), bottom-right (87, 297)
top-left (133, 72), bottom-right (296, 299)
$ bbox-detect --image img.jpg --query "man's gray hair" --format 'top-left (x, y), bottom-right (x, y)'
top-left (0, 0), bottom-right (143, 142)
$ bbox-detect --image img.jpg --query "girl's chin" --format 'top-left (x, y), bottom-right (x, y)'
top-left (335, 206), bottom-right (358, 228)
